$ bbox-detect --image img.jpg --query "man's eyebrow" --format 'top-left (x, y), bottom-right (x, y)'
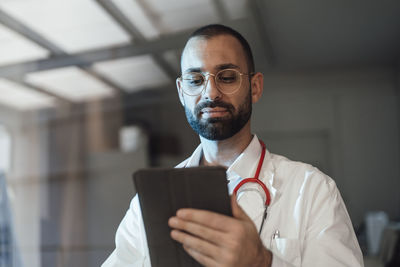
top-left (215, 63), bottom-right (240, 70)
top-left (184, 67), bottom-right (202, 73)
top-left (183, 64), bottom-right (240, 74)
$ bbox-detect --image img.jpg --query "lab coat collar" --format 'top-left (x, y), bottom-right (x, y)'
top-left (228, 135), bottom-right (278, 202)
top-left (184, 143), bottom-right (203, 167)
top-left (182, 135), bottom-right (278, 201)
top-left (227, 135), bottom-right (262, 181)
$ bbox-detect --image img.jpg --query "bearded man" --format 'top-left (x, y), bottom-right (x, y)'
top-left (103, 24), bottom-right (363, 267)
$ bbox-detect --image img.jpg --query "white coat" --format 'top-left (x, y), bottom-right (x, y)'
top-left (102, 135), bottom-right (364, 267)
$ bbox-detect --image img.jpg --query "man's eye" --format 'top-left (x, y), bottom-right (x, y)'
top-left (189, 78), bottom-right (203, 86)
top-left (218, 75), bottom-right (236, 83)
top-left (183, 73), bottom-right (204, 87)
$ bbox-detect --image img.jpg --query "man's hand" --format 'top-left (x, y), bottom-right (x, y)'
top-left (168, 195), bottom-right (272, 267)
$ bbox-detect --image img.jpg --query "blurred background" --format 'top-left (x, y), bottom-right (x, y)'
top-left (0, 0), bottom-right (399, 266)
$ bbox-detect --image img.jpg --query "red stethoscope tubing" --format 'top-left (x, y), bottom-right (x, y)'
top-left (233, 140), bottom-right (271, 207)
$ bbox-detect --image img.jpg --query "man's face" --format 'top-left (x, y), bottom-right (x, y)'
top-left (178, 35), bottom-right (253, 140)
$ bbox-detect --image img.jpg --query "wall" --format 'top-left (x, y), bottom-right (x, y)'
top-left (253, 66), bottom-right (400, 226)
top-left (86, 140), bottom-right (148, 266)
top-left (0, 105), bottom-right (46, 267)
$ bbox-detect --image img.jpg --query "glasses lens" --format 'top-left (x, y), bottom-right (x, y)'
top-left (216, 69), bottom-right (241, 93)
top-left (182, 72), bottom-right (205, 95)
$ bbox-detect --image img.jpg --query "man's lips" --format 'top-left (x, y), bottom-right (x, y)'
top-left (200, 107), bottom-right (229, 118)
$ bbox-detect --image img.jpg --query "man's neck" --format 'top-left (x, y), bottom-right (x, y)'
top-left (199, 124), bottom-right (253, 168)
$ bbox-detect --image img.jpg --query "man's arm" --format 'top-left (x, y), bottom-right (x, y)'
top-left (168, 195), bottom-right (273, 267)
top-left (300, 176), bottom-right (364, 267)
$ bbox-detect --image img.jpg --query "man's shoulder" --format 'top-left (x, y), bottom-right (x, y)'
top-left (268, 152), bottom-right (335, 189)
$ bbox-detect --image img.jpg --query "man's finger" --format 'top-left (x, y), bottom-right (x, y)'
top-left (168, 216), bottom-right (225, 245)
top-left (170, 229), bottom-right (219, 259)
top-left (175, 208), bottom-right (237, 232)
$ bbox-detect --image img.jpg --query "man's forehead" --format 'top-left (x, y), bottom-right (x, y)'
top-left (180, 35), bottom-right (246, 72)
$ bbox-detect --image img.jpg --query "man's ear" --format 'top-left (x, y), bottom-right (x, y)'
top-left (250, 72), bottom-right (264, 104)
top-left (176, 78), bottom-right (185, 106)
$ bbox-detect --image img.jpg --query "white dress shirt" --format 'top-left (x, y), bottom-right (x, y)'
top-left (102, 135), bottom-right (364, 267)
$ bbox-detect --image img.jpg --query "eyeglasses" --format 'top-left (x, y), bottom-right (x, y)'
top-left (178, 68), bottom-right (252, 96)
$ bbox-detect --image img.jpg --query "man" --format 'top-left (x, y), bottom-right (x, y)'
top-left (103, 24), bottom-right (363, 266)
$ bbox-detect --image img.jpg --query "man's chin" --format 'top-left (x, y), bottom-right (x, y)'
top-left (200, 116), bottom-right (230, 124)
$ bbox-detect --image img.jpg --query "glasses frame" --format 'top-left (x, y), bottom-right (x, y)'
top-left (178, 68), bottom-right (253, 96)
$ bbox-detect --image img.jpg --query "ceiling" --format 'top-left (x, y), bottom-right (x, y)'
top-left (0, 0), bottom-right (399, 110)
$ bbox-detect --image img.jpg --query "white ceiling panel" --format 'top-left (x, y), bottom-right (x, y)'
top-left (141, 0), bottom-right (219, 33)
top-left (0, 0), bottom-right (131, 53)
top-left (112, 0), bottom-right (160, 39)
top-left (0, 79), bottom-right (55, 110)
top-left (145, 0), bottom-right (207, 13)
top-left (92, 55), bottom-right (170, 92)
top-left (0, 24), bottom-right (49, 66)
top-left (25, 67), bottom-right (115, 102)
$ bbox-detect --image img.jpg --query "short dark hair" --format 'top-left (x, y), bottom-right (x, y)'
top-left (183, 24), bottom-right (255, 73)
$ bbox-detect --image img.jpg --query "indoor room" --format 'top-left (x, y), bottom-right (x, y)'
top-left (0, 0), bottom-right (399, 266)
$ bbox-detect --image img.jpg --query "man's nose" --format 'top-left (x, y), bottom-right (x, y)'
top-left (203, 74), bottom-right (221, 100)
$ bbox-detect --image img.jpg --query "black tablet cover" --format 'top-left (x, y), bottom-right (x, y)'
top-left (133, 166), bottom-right (232, 267)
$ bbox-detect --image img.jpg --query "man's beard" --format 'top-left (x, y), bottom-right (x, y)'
top-left (184, 91), bottom-right (252, 141)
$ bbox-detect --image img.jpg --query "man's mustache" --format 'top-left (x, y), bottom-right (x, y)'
top-left (194, 100), bottom-right (235, 117)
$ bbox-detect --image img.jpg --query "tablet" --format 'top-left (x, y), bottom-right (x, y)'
top-left (133, 166), bottom-right (232, 267)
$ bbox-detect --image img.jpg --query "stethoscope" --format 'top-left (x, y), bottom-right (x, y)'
top-left (233, 140), bottom-right (271, 235)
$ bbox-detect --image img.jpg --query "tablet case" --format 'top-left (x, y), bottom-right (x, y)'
top-left (133, 166), bottom-right (232, 267)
